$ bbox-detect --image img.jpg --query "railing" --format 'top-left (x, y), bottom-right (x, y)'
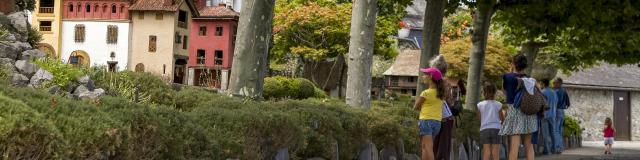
top-left (39, 7), bottom-right (54, 14)
top-left (177, 21), bottom-right (187, 28)
top-left (39, 26), bottom-right (51, 32)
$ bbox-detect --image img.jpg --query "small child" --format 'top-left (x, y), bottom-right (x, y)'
top-left (477, 82), bottom-right (505, 160)
top-left (603, 117), bottom-right (615, 154)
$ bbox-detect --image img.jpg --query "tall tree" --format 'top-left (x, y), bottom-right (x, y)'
top-left (417, 0), bottom-right (446, 93)
top-left (464, 0), bottom-right (496, 110)
top-left (227, 0), bottom-right (276, 99)
top-left (345, 0), bottom-right (378, 108)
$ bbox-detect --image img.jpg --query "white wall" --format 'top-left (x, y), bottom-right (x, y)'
top-left (60, 21), bottom-right (130, 71)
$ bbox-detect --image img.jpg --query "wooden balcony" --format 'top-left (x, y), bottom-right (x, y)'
top-left (39, 26), bottom-right (51, 32)
top-left (177, 21), bottom-right (187, 28)
top-left (39, 7), bottom-right (54, 14)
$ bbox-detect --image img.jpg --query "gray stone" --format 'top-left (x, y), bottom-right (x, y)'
top-left (11, 73), bottom-right (28, 86)
top-left (78, 88), bottom-right (105, 100)
top-left (77, 75), bottom-right (90, 84)
top-left (7, 12), bottom-right (28, 35)
top-left (0, 58), bottom-right (15, 72)
top-left (0, 43), bottom-right (19, 59)
top-left (275, 148), bottom-right (289, 160)
top-left (14, 60), bottom-right (38, 77)
top-left (306, 158), bottom-right (325, 160)
top-left (48, 85), bottom-right (61, 94)
top-left (20, 49), bottom-right (46, 60)
top-left (4, 33), bottom-right (16, 42)
top-left (86, 79), bottom-right (95, 91)
top-left (28, 69), bottom-right (53, 88)
top-left (403, 154), bottom-right (419, 160)
top-left (358, 142), bottom-right (379, 160)
top-left (380, 147), bottom-right (398, 160)
top-left (10, 41), bottom-right (32, 51)
top-left (73, 85), bottom-right (89, 96)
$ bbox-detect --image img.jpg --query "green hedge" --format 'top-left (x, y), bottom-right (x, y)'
top-left (0, 81), bottom-right (418, 159)
top-left (263, 76), bottom-right (326, 100)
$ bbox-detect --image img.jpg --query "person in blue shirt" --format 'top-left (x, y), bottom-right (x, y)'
top-left (539, 79), bottom-right (558, 154)
top-left (554, 78), bottom-right (571, 154)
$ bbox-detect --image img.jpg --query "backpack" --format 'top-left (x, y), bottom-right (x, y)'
top-left (514, 78), bottom-right (548, 115)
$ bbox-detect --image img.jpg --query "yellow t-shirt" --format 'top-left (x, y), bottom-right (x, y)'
top-left (419, 88), bottom-right (443, 121)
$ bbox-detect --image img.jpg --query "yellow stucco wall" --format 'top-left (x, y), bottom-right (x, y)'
top-left (32, 0), bottom-right (63, 59)
top-left (129, 1), bottom-right (192, 83)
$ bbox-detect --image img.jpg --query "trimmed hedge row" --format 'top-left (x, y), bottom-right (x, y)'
top-left (0, 83), bottom-right (418, 159)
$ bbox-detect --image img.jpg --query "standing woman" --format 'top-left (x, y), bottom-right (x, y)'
top-left (414, 67), bottom-right (446, 160)
top-left (430, 55), bottom-right (457, 160)
top-left (499, 54), bottom-right (538, 160)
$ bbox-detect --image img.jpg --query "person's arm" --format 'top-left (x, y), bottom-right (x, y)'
top-left (499, 104), bottom-right (506, 121)
top-left (476, 105), bottom-right (481, 121)
top-left (413, 97), bottom-right (425, 111)
top-left (565, 91), bottom-right (571, 107)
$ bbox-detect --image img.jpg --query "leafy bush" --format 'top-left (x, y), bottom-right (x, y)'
top-left (563, 115), bottom-right (582, 137)
top-left (92, 70), bottom-right (174, 105)
top-left (440, 38), bottom-right (515, 82)
top-left (27, 27), bottom-right (43, 47)
top-left (33, 58), bottom-right (87, 88)
top-left (454, 109), bottom-right (481, 142)
top-left (263, 76), bottom-right (326, 100)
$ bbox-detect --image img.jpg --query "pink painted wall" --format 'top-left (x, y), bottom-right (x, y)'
top-left (188, 19), bottom-right (237, 69)
top-left (63, 0), bottom-right (129, 20)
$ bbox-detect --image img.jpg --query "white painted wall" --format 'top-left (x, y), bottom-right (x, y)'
top-left (60, 20), bottom-right (130, 71)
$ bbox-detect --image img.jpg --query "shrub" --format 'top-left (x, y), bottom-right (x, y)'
top-left (33, 58), bottom-right (87, 88)
top-left (92, 70), bottom-right (174, 105)
top-left (563, 115), bottom-right (582, 137)
top-left (263, 76), bottom-right (326, 100)
top-left (454, 109), bottom-right (481, 142)
top-left (27, 26), bottom-right (42, 47)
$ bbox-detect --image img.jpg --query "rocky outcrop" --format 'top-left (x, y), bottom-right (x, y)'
top-left (28, 68), bottom-right (53, 88)
top-left (6, 12), bottom-right (28, 37)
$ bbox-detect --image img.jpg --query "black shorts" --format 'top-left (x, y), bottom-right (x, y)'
top-left (480, 129), bottom-right (502, 144)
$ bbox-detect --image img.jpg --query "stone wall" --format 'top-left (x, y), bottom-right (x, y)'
top-left (564, 88), bottom-right (614, 141)
top-left (632, 92), bottom-right (640, 141)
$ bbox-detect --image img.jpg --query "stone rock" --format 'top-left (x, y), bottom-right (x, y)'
top-left (48, 85), bottom-right (61, 94)
top-left (73, 85), bottom-right (89, 96)
top-left (86, 79), bottom-right (95, 91)
top-left (306, 158), bottom-right (326, 160)
top-left (4, 33), bottom-right (16, 42)
top-left (275, 148), bottom-right (289, 160)
top-left (358, 142), bottom-right (379, 160)
top-left (29, 69), bottom-right (53, 88)
top-left (0, 58), bottom-right (15, 72)
top-left (0, 43), bottom-right (19, 59)
top-left (78, 88), bottom-right (105, 100)
top-left (10, 41), bottom-right (32, 51)
top-left (20, 49), bottom-right (46, 60)
top-left (77, 75), bottom-right (90, 84)
top-left (380, 147), bottom-right (398, 160)
top-left (7, 12), bottom-right (29, 35)
top-left (14, 60), bottom-right (38, 77)
top-left (11, 73), bottom-right (28, 86)
top-left (403, 154), bottom-right (419, 160)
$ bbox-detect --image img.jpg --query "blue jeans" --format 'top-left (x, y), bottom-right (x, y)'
top-left (418, 120), bottom-right (441, 136)
top-left (532, 118), bottom-right (541, 144)
top-left (555, 109), bottom-right (565, 152)
top-left (542, 117), bottom-right (556, 154)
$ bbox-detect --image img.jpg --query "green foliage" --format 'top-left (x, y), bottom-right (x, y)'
top-left (442, 9), bottom-right (472, 42)
top-left (263, 76), bottom-right (326, 100)
top-left (15, 0), bottom-right (36, 11)
top-left (91, 70), bottom-right (174, 105)
top-left (454, 109), bottom-right (481, 142)
top-left (440, 38), bottom-right (515, 82)
top-left (27, 27), bottom-right (43, 47)
top-left (563, 115), bottom-right (582, 137)
top-left (33, 58), bottom-right (88, 88)
top-left (0, 24), bottom-right (8, 39)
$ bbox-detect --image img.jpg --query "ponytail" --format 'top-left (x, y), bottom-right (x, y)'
top-left (434, 79), bottom-right (445, 100)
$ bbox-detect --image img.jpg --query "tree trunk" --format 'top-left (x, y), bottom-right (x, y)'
top-left (345, 0), bottom-right (378, 109)
top-left (417, 0), bottom-right (446, 93)
top-left (464, 0), bottom-right (495, 110)
top-left (521, 41), bottom-right (542, 76)
top-left (227, 0), bottom-right (276, 100)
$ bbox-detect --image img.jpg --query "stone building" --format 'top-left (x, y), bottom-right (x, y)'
top-left (559, 64), bottom-right (640, 141)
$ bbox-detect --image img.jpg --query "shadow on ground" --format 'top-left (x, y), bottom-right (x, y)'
top-left (537, 141), bottom-right (640, 160)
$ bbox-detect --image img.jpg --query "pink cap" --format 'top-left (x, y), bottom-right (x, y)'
top-left (420, 67), bottom-right (442, 81)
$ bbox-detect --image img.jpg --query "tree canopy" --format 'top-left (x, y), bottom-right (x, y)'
top-left (440, 38), bottom-right (515, 82)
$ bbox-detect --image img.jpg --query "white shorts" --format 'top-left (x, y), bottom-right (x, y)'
top-left (604, 137), bottom-right (614, 145)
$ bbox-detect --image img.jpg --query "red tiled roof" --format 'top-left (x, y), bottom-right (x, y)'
top-left (129, 0), bottom-right (182, 11)
top-left (197, 6), bottom-right (238, 18)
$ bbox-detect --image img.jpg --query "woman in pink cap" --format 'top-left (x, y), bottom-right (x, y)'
top-left (413, 67), bottom-right (446, 160)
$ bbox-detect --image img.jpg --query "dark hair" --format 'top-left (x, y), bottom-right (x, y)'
top-left (605, 117), bottom-right (612, 127)
top-left (457, 80), bottom-right (466, 96)
top-left (512, 54), bottom-right (528, 72)
top-left (541, 79), bottom-right (550, 87)
top-left (555, 78), bottom-right (563, 83)
top-left (482, 82), bottom-right (496, 100)
top-left (433, 79), bottom-right (445, 100)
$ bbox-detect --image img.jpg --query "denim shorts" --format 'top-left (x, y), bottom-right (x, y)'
top-left (418, 120), bottom-right (441, 136)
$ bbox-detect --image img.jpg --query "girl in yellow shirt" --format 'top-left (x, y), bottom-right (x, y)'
top-left (413, 67), bottom-right (445, 160)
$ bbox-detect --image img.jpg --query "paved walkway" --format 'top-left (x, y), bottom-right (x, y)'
top-left (536, 141), bottom-right (640, 160)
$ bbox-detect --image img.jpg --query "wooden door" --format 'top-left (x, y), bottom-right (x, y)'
top-left (613, 91), bottom-right (631, 141)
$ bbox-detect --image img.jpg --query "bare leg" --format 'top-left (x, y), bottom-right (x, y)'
top-left (492, 144), bottom-right (500, 160)
top-left (422, 135), bottom-right (435, 160)
top-left (483, 144), bottom-right (491, 160)
top-left (523, 134), bottom-right (534, 160)
top-left (508, 135), bottom-right (521, 160)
